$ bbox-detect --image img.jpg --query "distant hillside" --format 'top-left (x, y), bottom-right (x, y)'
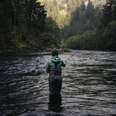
top-left (38, 0), bottom-right (106, 28)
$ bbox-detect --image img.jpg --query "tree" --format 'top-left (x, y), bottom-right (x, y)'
top-left (0, 0), bottom-right (13, 50)
top-left (102, 0), bottom-right (113, 26)
top-left (61, 1), bottom-right (102, 39)
top-left (102, 21), bottom-right (116, 50)
top-left (102, 0), bottom-right (116, 26)
top-left (0, 0), bottom-right (60, 53)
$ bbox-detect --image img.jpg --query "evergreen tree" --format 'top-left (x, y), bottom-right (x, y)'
top-left (61, 1), bottom-right (102, 39)
top-left (0, 0), bottom-right (60, 53)
top-left (101, 0), bottom-right (116, 50)
top-left (102, 0), bottom-right (113, 26)
top-left (102, 0), bottom-right (116, 25)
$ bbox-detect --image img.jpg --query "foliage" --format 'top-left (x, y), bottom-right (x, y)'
top-left (102, 0), bottom-right (116, 27)
top-left (100, 0), bottom-right (116, 50)
top-left (63, 0), bottom-right (116, 51)
top-left (65, 30), bottom-right (97, 50)
top-left (0, 0), bottom-right (60, 54)
top-left (61, 1), bottom-right (102, 39)
top-left (1, 0), bottom-right (116, 53)
top-left (102, 21), bottom-right (116, 50)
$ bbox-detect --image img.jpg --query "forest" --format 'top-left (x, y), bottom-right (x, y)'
top-left (62, 0), bottom-right (116, 51)
top-left (0, 0), bottom-right (60, 55)
top-left (0, 0), bottom-right (116, 55)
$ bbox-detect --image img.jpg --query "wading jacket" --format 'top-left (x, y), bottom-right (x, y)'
top-left (46, 56), bottom-right (65, 75)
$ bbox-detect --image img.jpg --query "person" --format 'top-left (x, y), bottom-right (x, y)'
top-left (46, 50), bottom-right (65, 111)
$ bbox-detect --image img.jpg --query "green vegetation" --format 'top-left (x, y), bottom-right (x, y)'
top-left (0, 0), bottom-right (60, 55)
top-left (0, 0), bottom-right (116, 55)
top-left (63, 0), bottom-right (116, 51)
top-left (62, 1), bottom-right (102, 36)
top-left (66, 30), bottom-right (96, 50)
top-left (61, 1), bottom-right (102, 50)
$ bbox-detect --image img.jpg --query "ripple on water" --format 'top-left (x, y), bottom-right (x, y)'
top-left (0, 51), bottom-right (116, 116)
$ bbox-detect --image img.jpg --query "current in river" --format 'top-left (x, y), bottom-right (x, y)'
top-left (0, 50), bottom-right (116, 116)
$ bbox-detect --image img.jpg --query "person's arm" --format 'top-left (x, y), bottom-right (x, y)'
top-left (61, 60), bottom-right (66, 67)
top-left (46, 62), bottom-right (50, 73)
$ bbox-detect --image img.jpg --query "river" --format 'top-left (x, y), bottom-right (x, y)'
top-left (0, 50), bottom-right (116, 116)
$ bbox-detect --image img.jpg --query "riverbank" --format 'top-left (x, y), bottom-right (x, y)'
top-left (0, 48), bottom-right (70, 57)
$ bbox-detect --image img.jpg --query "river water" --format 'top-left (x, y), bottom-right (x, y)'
top-left (0, 50), bottom-right (116, 116)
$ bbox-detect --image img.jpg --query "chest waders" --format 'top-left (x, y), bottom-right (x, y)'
top-left (49, 62), bottom-right (62, 110)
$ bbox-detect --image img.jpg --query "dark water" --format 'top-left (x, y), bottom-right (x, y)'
top-left (0, 50), bottom-right (116, 116)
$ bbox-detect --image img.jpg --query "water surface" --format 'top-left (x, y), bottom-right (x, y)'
top-left (0, 50), bottom-right (116, 116)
